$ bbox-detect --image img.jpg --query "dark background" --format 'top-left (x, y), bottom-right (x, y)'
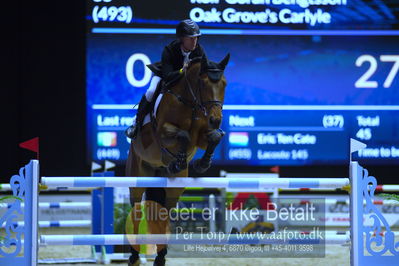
top-left (2, 1), bottom-right (397, 183)
top-left (3, 1), bottom-right (86, 180)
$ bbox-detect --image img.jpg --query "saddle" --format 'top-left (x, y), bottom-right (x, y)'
top-left (146, 62), bottom-right (182, 91)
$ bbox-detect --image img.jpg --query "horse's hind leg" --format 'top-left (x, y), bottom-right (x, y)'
top-left (126, 148), bottom-right (146, 265)
top-left (143, 187), bottom-right (169, 264)
top-left (146, 169), bottom-right (187, 265)
top-left (127, 188), bottom-right (145, 265)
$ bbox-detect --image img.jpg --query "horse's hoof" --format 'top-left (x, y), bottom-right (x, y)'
top-left (167, 158), bottom-right (187, 174)
top-left (128, 258), bottom-right (140, 266)
top-left (167, 161), bottom-right (180, 174)
top-left (177, 160), bottom-right (187, 171)
top-left (153, 256), bottom-right (166, 266)
top-left (193, 159), bottom-right (210, 174)
top-left (176, 152), bottom-right (188, 170)
top-left (207, 128), bottom-right (225, 144)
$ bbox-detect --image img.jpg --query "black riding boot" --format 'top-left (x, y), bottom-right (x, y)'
top-left (125, 95), bottom-right (151, 139)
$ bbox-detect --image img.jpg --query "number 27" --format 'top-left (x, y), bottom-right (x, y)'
top-left (355, 55), bottom-right (399, 88)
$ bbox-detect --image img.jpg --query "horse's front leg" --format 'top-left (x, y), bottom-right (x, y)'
top-left (193, 128), bottom-right (225, 173)
top-left (160, 123), bottom-right (190, 174)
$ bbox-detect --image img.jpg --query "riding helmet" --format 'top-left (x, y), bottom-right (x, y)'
top-left (176, 19), bottom-right (201, 38)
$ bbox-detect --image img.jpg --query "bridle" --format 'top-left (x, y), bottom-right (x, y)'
top-left (166, 67), bottom-right (223, 121)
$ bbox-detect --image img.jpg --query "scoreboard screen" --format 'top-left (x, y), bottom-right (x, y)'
top-left (86, 0), bottom-right (399, 165)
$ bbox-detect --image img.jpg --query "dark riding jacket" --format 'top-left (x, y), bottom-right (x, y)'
top-left (161, 40), bottom-right (207, 84)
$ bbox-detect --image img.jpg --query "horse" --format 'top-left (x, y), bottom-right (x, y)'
top-left (125, 54), bottom-right (230, 265)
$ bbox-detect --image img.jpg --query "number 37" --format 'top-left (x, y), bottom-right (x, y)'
top-left (355, 55), bottom-right (399, 88)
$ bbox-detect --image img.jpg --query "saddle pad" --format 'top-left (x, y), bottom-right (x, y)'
top-left (143, 93), bottom-right (163, 125)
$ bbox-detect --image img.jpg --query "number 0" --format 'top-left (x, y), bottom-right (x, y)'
top-left (126, 53), bottom-right (152, 87)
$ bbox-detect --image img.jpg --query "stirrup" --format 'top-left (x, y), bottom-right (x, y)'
top-left (125, 125), bottom-right (137, 139)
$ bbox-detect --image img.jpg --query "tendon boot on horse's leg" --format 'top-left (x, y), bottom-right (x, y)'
top-left (167, 131), bottom-right (190, 174)
top-left (125, 95), bottom-right (152, 139)
top-left (193, 128), bottom-right (225, 173)
top-left (154, 248), bottom-right (167, 266)
top-left (128, 202), bottom-right (143, 266)
top-left (128, 247), bottom-right (140, 266)
top-left (144, 188), bottom-right (168, 266)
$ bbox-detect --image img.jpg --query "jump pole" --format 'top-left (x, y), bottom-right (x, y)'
top-left (39, 233), bottom-right (350, 245)
top-left (41, 177), bottom-right (349, 189)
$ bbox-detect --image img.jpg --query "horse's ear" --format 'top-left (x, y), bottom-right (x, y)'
top-left (218, 53), bottom-right (230, 70)
top-left (200, 55), bottom-right (208, 73)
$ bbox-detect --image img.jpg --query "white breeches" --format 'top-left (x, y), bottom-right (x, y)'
top-left (145, 76), bottom-right (161, 102)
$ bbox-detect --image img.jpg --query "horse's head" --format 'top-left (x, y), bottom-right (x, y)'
top-left (186, 54), bottom-right (230, 130)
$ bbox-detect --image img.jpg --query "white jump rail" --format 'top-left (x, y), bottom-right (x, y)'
top-left (281, 199), bottom-right (399, 205)
top-left (1, 220), bottom-right (91, 228)
top-left (280, 184), bottom-right (399, 192)
top-left (41, 176), bottom-right (349, 189)
top-left (0, 202), bottom-right (91, 209)
top-left (40, 233), bottom-right (350, 246)
top-left (0, 183), bottom-right (95, 192)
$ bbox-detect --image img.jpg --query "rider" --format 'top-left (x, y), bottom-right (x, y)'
top-left (125, 19), bottom-right (208, 139)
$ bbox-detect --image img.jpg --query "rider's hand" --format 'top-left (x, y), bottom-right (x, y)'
top-left (182, 63), bottom-right (189, 72)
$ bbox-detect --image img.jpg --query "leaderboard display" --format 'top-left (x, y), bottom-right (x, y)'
top-left (86, 0), bottom-right (399, 165)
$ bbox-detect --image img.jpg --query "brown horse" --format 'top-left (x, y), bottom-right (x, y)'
top-left (125, 54), bottom-right (229, 265)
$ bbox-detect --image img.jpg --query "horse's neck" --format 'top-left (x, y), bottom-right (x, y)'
top-left (178, 64), bottom-right (201, 98)
top-left (172, 73), bottom-right (196, 101)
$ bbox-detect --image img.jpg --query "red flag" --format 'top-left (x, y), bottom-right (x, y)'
top-left (19, 137), bottom-right (39, 159)
top-left (270, 166), bottom-right (280, 173)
